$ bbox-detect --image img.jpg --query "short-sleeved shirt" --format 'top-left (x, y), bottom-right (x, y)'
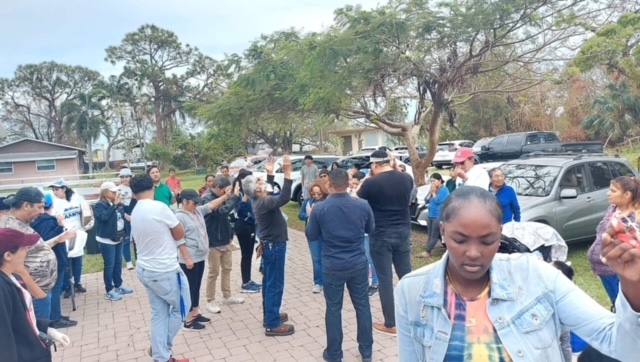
top-left (165, 177), bottom-right (182, 193)
top-left (131, 199), bottom-right (180, 272)
top-left (117, 184), bottom-right (132, 207)
top-left (0, 215), bottom-right (58, 292)
top-left (301, 164), bottom-right (319, 186)
top-left (444, 282), bottom-right (512, 362)
top-left (154, 182), bottom-right (173, 206)
top-left (357, 170), bottom-right (414, 234)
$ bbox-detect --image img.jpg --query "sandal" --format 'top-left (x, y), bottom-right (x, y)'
top-left (416, 251), bottom-right (431, 258)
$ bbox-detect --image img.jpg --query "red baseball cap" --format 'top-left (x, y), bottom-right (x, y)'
top-left (0, 228), bottom-right (41, 255)
top-left (452, 147), bottom-right (475, 163)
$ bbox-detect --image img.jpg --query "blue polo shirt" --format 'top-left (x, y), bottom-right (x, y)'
top-left (305, 192), bottom-right (375, 272)
top-left (490, 184), bottom-right (521, 224)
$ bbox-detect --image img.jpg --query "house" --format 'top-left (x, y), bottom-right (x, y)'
top-left (0, 138), bottom-right (86, 186)
top-left (329, 124), bottom-right (390, 155)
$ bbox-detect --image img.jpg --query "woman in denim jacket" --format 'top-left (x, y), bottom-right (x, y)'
top-left (395, 186), bottom-right (640, 362)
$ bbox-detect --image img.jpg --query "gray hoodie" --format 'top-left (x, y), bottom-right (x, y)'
top-left (175, 205), bottom-right (212, 263)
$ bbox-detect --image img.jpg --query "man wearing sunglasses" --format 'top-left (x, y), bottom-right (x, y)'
top-left (451, 147), bottom-right (490, 189)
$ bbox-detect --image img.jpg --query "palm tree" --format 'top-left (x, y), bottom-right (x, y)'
top-left (61, 91), bottom-right (107, 175)
top-left (583, 81), bottom-right (640, 145)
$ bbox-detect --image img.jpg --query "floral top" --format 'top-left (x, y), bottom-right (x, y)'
top-left (587, 205), bottom-right (635, 276)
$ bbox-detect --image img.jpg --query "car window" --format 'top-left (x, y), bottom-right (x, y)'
top-left (502, 164), bottom-right (561, 197)
top-left (588, 162), bottom-right (613, 190)
top-left (337, 156), bottom-right (370, 169)
top-left (559, 165), bottom-right (589, 195)
top-left (505, 135), bottom-right (521, 148)
top-left (609, 161), bottom-right (635, 178)
top-left (437, 143), bottom-right (453, 151)
top-left (229, 159), bottom-right (246, 167)
top-left (473, 138), bottom-right (492, 148)
top-left (525, 134), bottom-right (540, 145)
top-left (488, 136), bottom-right (505, 149)
top-left (275, 159), bottom-right (305, 173)
top-left (544, 133), bottom-right (559, 143)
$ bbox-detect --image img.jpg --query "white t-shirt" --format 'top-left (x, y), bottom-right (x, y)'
top-left (117, 184), bottom-right (132, 207)
top-left (457, 165), bottom-right (491, 189)
top-left (131, 199), bottom-right (181, 272)
top-left (53, 193), bottom-right (85, 230)
top-left (10, 275), bottom-right (38, 336)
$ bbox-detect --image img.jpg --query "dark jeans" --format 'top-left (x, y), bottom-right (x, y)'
top-left (425, 217), bottom-right (441, 253)
top-left (308, 239), bottom-right (323, 286)
top-left (369, 230), bottom-right (412, 328)
top-left (600, 274), bottom-right (619, 305)
top-left (235, 220), bottom-right (256, 284)
top-left (262, 241), bottom-right (286, 329)
top-left (50, 263), bottom-right (67, 321)
top-left (323, 264), bottom-right (373, 361)
top-left (180, 260), bottom-right (205, 310)
top-left (99, 242), bottom-right (124, 293)
top-left (63, 256), bottom-right (83, 290)
top-left (33, 293), bottom-right (51, 320)
top-left (122, 220), bottom-right (132, 263)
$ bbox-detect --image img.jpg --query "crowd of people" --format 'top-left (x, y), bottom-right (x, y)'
top-left (0, 146), bottom-right (639, 362)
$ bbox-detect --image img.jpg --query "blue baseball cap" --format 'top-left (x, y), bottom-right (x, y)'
top-left (44, 193), bottom-right (54, 209)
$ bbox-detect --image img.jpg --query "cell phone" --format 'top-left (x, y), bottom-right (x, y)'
top-left (609, 212), bottom-right (640, 249)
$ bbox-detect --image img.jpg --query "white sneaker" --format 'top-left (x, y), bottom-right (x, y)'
top-left (312, 284), bottom-right (323, 294)
top-left (126, 262), bottom-right (134, 270)
top-left (222, 296), bottom-right (245, 305)
top-left (206, 301), bottom-right (221, 314)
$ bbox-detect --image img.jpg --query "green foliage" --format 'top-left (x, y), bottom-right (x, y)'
top-left (146, 141), bottom-right (173, 165)
top-left (582, 82), bottom-right (640, 144)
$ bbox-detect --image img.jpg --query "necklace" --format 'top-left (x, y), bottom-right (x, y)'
top-left (446, 268), bottom-right (491, 327)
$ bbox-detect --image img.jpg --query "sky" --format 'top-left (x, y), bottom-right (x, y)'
top-left (0, 0), bottom-right (382, 78)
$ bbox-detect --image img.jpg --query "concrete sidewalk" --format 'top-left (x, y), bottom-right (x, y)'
top-left (53, 228), bottom-right (399, 362)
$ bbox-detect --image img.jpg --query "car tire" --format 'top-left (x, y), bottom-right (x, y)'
top-left (293, 185), bottom-right (302, 205)
top-left (435, 163), bottom-right (443, 169)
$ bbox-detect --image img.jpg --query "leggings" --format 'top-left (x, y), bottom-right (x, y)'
top-left (235, 220), bottom-right (256, 284)
top-left (180, 260), bottom-right (205, 311)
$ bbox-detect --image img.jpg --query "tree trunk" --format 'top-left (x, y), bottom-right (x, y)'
top-left (409, 107), bottom-right (444, 187)
top-left (87, 139), bottom-right (94, 175)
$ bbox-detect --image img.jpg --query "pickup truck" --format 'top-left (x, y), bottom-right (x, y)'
top-left (123, 158), bottom-right (158, 171)
top-left (476, 131), bottom-right (604, 163)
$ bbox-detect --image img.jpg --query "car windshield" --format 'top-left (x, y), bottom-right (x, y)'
top-left (437, 143), bottom-right (453, 151)
top-left (229, 159), bottom-right (247, 167)
top-left (501, 164), bottom-right (561, 197)
top-left (473, 138), bottom-right (492, 148)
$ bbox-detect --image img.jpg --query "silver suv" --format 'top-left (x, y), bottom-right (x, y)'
top-left (500, 154), bottom-right (639, 244)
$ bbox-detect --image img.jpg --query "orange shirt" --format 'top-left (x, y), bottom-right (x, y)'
top-left (165, 176), bottom-right (182, 192)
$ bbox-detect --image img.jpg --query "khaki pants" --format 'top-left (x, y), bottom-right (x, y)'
top-left (206, 248), bottom-right (232, 302)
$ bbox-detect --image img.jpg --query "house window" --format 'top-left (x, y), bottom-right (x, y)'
top-left (0, 162), bottom-right (13, 174)
top-left (36, 160), bottom-right (56, 172)
top-left (363, 131), bottom-right (379, 147)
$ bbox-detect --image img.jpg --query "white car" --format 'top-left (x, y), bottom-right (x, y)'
top-left (250, 155), bottom-right (340, 204)
top-left (432, 140), bottom-right (475, 169)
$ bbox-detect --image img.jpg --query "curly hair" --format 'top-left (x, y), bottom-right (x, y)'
top-left (309, 180), bottom-right (329, 199)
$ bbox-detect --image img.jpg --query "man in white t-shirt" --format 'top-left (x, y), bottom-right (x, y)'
top-left (452, 147), bottom-right (490, 189)
top-left (130, 174), bottom-right (191, 362)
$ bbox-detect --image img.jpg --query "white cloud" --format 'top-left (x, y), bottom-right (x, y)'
top-left (0, 0), bottom-right (381, 77)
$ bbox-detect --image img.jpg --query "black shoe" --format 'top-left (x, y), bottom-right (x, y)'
top-left (63, 289), bottom-right (71, 299)
top-left (322, 349), bottom-right (342, 362)
top-left (52, 319), bottom-right (78, 328)
top-left (183, 320), bottom-right (205, 331)
top-left (61, 315), bottom-right (70, 321)
top-left (368, 286), bottom-right (378, 297)
top-left (195, 314), bottom-right (211, 323)
top-left (74, 284), bottom-right (86, 293)
top-left (362, 357), bottom-right (372, 362)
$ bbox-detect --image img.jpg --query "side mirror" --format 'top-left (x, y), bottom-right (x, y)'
top-left (560, 188), bottom-right (578, 199)
top-left (481, 146), bottom-right (488, 151)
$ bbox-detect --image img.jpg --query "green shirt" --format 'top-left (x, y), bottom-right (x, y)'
top-left (154, 182), bottom-right (173, 206)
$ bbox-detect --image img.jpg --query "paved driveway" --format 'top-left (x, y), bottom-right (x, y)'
top-left (53, 228), bottom-right (400, 362)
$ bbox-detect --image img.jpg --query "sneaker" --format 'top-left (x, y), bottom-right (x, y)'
top-left (105, 290), bottom-right (123, 301)
top-left (63, 289), bottom-right (71, 299)
top-left (183, 320), bottom-right (205, 331)
top-left (322, 349), bottom-right (342, 362)
top-left (265, 323), bottom-right (295, 336)
top-left (114, 286), bottom-right (134, 294)
top-left (249, 280), bottom-right (262, 288)
top-left (52, 318), bottom-right (78, 328)
top-left (263, 312), bottom-right (289, 327)
top-left (312, 284), bottom-right (323, 294)
top-left (373, 322), bottom-right (396, 335)
top-left (222, 296), bottom-right (245, 305)
top-left (241, 282), bottom-right (261, 293)
top-left (362, 357), bottom-right (372, 362)
top-left (368, 286), bottom-right (378, 297)
top-left (74, 284), bottom-right (86, 293)
top-left (126, 262), bottom-right (134, 270)
top-left (168, 358), bottom-right (189, 362)
top-left (195, 314), bottom-right (211, 323)
top-left (206, 301), bottom-right (221, 314)
top-left (61, 315), bottom-right (71, 321)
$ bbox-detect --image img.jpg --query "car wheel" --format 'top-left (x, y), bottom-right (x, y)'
top-left (435, 163), bottom-right (443, 169)
top-left (293, 185), bottom-right (303, 205)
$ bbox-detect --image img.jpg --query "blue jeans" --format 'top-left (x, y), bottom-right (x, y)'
top-left (63, 256), bottom-right (83, 290)
top-left (600, 274), bottom-right (619, 305)
top-left (364, 234), bottom-right (378, 286)
top-left (33, 293), bottom-right (52, 320)
top-left (308, 239), bottom-right (323, 286)
top-left (137, 267), bottom-right (191, 362)
top-left (50, 263), bottom-right (67, 321)
top-left (100, 242), bottom-right (124, 293)
top-left (262, 241), bottom-right (287, 329)
top-left (369, 230), bottom-right (412, 328)
top-left (323, 264), bottom-right (373, 361)
top-left (122, 221), bottom-right (132, 263)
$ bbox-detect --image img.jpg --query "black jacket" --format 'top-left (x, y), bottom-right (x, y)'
top-left (0, 272), bottom-right (53, 362)
top-left (31, 214), bottom-right (67, 270)
top-left (202, 189), bottom-right (240, 247)
top-left (94, 199), bottom-right (125, 241)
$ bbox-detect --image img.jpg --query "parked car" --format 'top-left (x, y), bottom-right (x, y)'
top-left (432, 140), bottom-right (475, 169)
top-left (219, 155), bottom-right (267, 177)
top-left (251, 155), bottom-right (340, 204)
top-left (124, 158), bottom-right (158, 171)
top-left (472, 137), bottom-right (493, 153)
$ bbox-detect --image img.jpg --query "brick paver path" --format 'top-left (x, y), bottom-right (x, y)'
top-left (53, 228), bottom-right (400, 362)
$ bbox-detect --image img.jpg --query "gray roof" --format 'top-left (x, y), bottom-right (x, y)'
top-left (0, 150), bottom-right (78, 163)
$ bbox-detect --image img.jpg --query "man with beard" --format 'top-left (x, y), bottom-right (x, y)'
top-left (147, 165), bottom-right (174, 206)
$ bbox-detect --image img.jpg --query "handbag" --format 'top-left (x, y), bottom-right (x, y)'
top-left (80, 198), bottom-right (94, 230)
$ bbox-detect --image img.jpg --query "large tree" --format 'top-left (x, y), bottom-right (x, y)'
top-left (105, 24), bottom-right (224, 143)
top-left (0, 62), bottom-right (102, 143)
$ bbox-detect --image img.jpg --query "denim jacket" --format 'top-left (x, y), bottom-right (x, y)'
top-left (395, 253), bottom-right (640, 362)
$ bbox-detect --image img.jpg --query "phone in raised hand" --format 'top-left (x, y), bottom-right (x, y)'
top-left (607, 212), bottom-right (640, 249)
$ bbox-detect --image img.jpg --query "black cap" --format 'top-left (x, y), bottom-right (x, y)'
top-left (0, 197), bottom-right (10, 211)
top-left (180, 189), bottom-right (203, 204)
top-left (370, 150), bottom-right (390, 162)
top-left (3, 187), bottom-right (45, 207)
top-left (319, 169), bottom-right (330, 177)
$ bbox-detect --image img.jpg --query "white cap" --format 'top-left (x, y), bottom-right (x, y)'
top-left (100, 181), bottom-right (119, 192)
top-left (118, 168), bottom-right (133, 177)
